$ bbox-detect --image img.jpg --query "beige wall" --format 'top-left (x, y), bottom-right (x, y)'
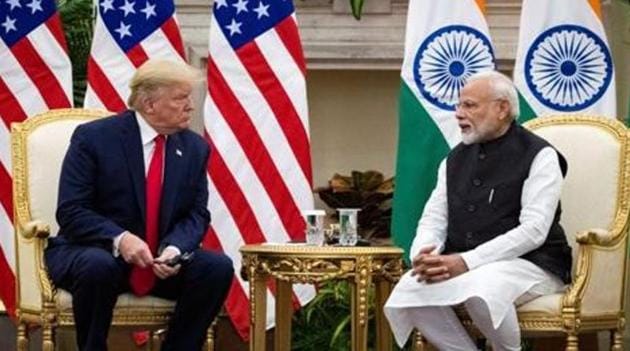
top-left (307, 70), bottom-right (400, 189)
top-left (606, 0), bottom-right (630, 121)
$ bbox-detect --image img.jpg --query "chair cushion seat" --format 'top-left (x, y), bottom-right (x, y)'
top-left (56, 289), bottom-right (176, 311)
top-left (516, 293), bottom-right (562, 314)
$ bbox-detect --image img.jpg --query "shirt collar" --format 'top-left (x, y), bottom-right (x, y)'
top-left (135, 111), bottom-right (161, 146)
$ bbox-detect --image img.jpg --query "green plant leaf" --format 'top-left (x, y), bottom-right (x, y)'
top-left (349, 0), bottom-right (364, 20)
top-left (329, 314), bottom-right (350, 348)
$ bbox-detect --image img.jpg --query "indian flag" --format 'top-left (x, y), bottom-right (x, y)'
top-left (514, 0), bottom-right (617, 121)
top-left (392, 0), bottom-right (495, 260)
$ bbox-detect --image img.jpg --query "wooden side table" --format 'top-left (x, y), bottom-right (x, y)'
top-left (240, 245), bottom-right (404, 351)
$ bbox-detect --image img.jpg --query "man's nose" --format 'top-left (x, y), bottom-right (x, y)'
top-left (454, 105), bottom-right (465, 119)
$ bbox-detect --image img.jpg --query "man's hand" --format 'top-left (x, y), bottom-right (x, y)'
top-left (119, 232), bottom-right (153, 268)
top-left (410, 245), bottom-right (468, 283)
top-left (153, 247), bottom-right (181, 280)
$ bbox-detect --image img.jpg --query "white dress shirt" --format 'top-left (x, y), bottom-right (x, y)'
top-left (384, 146), bottom-right (566, 346)
top-left (112, 113), bottom-right (180, 257)
top-left (409, 146), bottom-right (564, 268)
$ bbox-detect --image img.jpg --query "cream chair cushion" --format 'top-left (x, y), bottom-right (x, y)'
top-left (531, 122), bottom-right (624, 316)
top-left (55, 290), bottom-right (175, 311)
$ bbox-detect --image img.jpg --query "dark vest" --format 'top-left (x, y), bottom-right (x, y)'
top-left (444, 123), bottom-right (572, 284)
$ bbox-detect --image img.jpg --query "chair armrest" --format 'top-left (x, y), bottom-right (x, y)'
top-left (563, 229), bottom-right (627, 315)
top-left (15, 220), bottom-right (56, 310)
top-left (20, 220), bottom-right (51, 240)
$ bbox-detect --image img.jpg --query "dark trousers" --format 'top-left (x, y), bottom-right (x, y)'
top-left (45, 245), bottom-right (234, 351)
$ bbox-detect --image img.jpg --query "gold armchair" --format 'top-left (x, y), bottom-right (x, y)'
top-left (11, 108), bottom-right (216, 350)
top-left (415, 115), bottom-right (630, 350)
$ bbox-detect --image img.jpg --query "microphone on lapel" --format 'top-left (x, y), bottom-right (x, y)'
top-left (176, 149), bottom-right (183, 157)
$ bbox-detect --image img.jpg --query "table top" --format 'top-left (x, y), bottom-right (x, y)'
top-left (240, 243), bottom-right (404, 257)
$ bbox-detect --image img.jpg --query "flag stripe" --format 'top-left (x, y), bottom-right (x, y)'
top-left (255, 27), bottom-right (310, 152)
top-left (0, 166), bottom-right (13, 223)
top-left (87, 56), bottom-right (127, 112)
top-left (205, 178), bottom-right (280, 339)
top-left (0, 76), bottom-right (27, 129)
top-left (11, 38), bottom-right (71, 109)
top-left (160, 17), bottom-right (186, 59)
top-left (475, 0), bottom-right (486, 12)
top-left (588, 0), bottom-right (602, 19)
top-left (205, 97), bottom-right (294, 245)
top-left (202, 228), bottom-right (253, 340)
top-left (236, 42), bottom-right (312, 183)
top-left (0, 34), bottom-right (48, 118)
top-left (126, 45), bottom-right (150, 68)
top-left (140, 27), bottom-right (184, 60)
top-left (44, 12), bottom-right (69, 53)
top-left (273, 16), bottom-right (306, 76)
top-left (0, 124), bottom-right (11, 171)
top-left (0, 246), bottom-right (15, 316)
top-left (208, 21), bottom-right (311, 215)
top-left (207, 59), bottom-right (304, 241)
top-left (205, 136), bottom-right (267, 244)
top-left (27, 23), bottom-right (73, 100)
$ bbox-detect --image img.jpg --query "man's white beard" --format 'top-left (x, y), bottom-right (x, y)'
top-left (461, 130), bottom-right (481, 145)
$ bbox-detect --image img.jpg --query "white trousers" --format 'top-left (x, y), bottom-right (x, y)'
top-left (408, 296), bottom-right (524, 351)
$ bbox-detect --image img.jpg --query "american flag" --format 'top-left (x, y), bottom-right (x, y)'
top-left (83, 0), bottom-right (186, 111)
top-left (0, 0), bottom-right (73, 316)
top-left (203, 0), bottom-right (315, 339)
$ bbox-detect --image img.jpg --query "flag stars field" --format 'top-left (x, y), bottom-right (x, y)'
top-left (114, 21), bottom-right (132, 39)
top-left (233, 0), bottom-right (248, 14)
top-left (253, 2), bottom-right (270, 19)
top-left (140, 2), bottom-right (156, 20)
top-left (119, 0), bottom-right (136, 17)
top-left (226, 18), bottom-right (242, 36)
top-left (101, 0), bottom-right (114, 13)
top-left (26, 0), bottom-right (43, 14)
top-left (5, 0), bottom-right (21, 11)
top-left (1, 16), bottom-right (15, 33)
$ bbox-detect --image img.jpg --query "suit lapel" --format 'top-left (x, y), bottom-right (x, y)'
top-left (119, 111), bottom-right (147, 221)
top-left (160, 133), bottom-right (185, 235)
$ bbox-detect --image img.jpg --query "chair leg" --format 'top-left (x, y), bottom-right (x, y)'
top-left (42, 322), bottom-right (55, 351)
top-left (565, 333), bottom-right (579, 351)
top-left (16, 322), bottom-right (29, 351)
top-left (413, 329), bottom-right (426, 351)
top-left (612, 329), bottom-right (624, 351)
top-left (205, 319), bottom-right (217, 351)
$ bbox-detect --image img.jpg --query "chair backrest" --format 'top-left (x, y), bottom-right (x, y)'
top-left (12, 108), bottom-right (110, 310)
top-left (525, 116), bottom-right (630, 273)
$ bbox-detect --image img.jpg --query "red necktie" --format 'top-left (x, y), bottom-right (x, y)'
top-left (130, 135), bottom-right (165, 296)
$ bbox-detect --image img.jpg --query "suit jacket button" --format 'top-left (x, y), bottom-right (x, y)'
top-left (472, 179), bottom-right (482, 186)
top-left (466, 232), bottom-right (473, 239)
top-left (467, 204), bottom-right (476, 212)
top-left (479, 153), bottom-right (486, 160)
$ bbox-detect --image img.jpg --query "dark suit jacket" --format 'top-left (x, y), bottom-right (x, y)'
top-left (48, 110), bottom-right (211, 273)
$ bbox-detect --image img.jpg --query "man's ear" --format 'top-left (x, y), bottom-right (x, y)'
top-left (498, 99), bottom-right (510, 120)
top-left (142, 95), bottom-right (155, 114)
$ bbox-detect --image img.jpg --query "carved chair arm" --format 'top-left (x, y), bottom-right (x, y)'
top-left (563, 227), bottom-right (627, 313)
top-left (20, 220), bottom-right (51, 240)
top-left (16, 220), bottom-right (56, 303)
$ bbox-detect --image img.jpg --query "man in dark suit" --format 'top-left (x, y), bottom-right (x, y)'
top-left (45, 59), bottom-right (234, 351)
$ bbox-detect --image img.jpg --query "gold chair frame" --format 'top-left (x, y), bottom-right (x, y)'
top-left (414, 115), bottom-right (630, 351)
top-left (12, 108), bottom-right (216, 350)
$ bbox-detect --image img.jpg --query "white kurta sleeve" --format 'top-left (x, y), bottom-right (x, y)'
top-left (460, 147), bottom-right (563, 270)
top-left (408, 160), bottom-right (448, 262)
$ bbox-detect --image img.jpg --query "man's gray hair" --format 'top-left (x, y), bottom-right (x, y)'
top-left (466, 71), bottom-right (520, 120)
top-left (127, 59), bottom-right (202, 110)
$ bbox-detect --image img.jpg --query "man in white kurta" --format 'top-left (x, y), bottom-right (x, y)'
top-left (384, 72), bottom-right (571, 351)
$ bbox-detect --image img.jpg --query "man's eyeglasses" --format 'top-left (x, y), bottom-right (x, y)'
top-left (455, 98), bottom-right (504, 111)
